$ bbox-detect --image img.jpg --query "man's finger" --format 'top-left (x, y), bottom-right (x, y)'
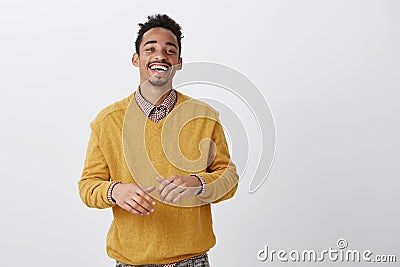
top-left (155, 176), bottom-right (164, 183)
top-left (158, 178), bottom-right (178, 200)
top-left (164, 186), bottom-right (186, 203)
top-left (132, 194), bottom-right (155, 214)
top-left (137, 185), bottom-right (156, 205)
top-left (171, 190), bottom-right (188, 203)
top-left (159, 181), bottom-right (179, 201)
top-left (156, 176), bottom-right (172, 193)
top-left (156, 176), bottom-right (172, 195)
top-left (126, 196), bottom-right (155, 215)
top-left (144, 185), bottom-right (155, 192)
top-left (122, 201), bottom-right (143, 215)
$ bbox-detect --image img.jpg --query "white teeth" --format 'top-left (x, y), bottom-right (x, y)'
top-left (150, 65), bottom-right (168, 71)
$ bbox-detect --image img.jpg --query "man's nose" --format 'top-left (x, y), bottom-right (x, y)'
top-left (154, 51), bottom-right (167, 61)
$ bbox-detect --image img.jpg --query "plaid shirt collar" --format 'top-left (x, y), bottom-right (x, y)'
top-left (134, 87), bottom-right (177, 119)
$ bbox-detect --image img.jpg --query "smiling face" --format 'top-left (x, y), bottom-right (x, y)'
top-left (132, 27), bottom-right (182, 87)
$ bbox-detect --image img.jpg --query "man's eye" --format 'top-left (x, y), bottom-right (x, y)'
top-left (167, 50), bottom-right (176, 54)
top-left (145, 47), bottom-right (155, 52)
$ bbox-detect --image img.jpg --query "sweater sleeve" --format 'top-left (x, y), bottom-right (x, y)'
top-left (78, 118), bottom-right (116, 209)
top-left (196, 117), bottom-right (239, 204)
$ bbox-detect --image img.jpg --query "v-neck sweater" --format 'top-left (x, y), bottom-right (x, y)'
top-left (78, 90), bottom-right (239, 265)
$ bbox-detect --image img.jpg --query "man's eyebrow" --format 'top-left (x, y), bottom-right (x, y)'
top-left (143, 40), bottom-right (177, 48)
top-left (143, 40), bottom-right (157, 46)
top-left (165, 42), bottom-right (177, 48)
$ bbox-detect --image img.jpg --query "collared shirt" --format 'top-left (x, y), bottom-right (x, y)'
top-left (134, 87), bottom-right (177, 123)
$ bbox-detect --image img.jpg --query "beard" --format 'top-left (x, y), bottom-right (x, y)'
top-left (148, 75), bottom-right (170, 86)
top-left (147, 66), bottom-right (176, 87)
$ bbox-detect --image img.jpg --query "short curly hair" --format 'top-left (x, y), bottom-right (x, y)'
top-left (135, 14), bottom-right (183, 56)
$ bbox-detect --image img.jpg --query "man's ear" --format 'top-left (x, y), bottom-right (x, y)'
top-left (176, 57), bottom-right (183, 70)
top-left (132, 53), bottom-right (139, 67)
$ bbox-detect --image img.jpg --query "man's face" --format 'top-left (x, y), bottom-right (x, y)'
top-left (133, 27), bottom-right (182, 87)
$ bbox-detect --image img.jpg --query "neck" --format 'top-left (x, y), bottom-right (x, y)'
top-left (139, 83), bottom-right (172, 106)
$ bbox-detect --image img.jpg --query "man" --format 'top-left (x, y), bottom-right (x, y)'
top-left (78, 14), bottom-right (239, 267)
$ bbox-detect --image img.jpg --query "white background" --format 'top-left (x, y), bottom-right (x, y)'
top-left (1, 0), bottom-right (399, 266)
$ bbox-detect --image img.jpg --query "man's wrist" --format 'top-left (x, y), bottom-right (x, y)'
top-left (190, 174), bottom-right (206, 196)
top-left (107, 182), bottom-right (121, 204)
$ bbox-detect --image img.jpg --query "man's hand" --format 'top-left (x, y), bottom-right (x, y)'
top-left (111, 183), bottom-right (156, 215)
top-left (156, 175), bottom-right (202, 203)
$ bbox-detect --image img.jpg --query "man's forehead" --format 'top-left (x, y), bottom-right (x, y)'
top-left (141, 27), bottom-right (178, 46)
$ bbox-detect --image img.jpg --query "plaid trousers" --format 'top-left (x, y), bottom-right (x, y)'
top-left (115, 253), bottom-right (210, 267)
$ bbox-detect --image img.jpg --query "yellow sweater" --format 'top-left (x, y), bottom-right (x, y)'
top-left (78, 90), bottom-right (239, 265)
